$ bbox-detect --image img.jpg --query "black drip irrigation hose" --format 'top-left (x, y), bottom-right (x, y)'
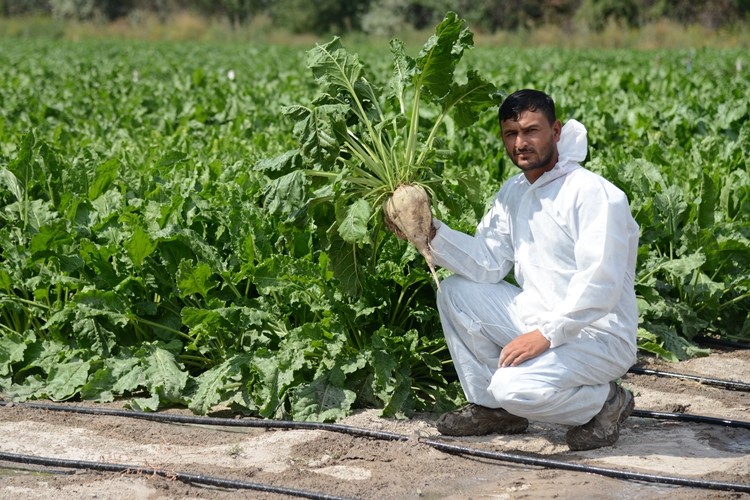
top-left (695, 336), bottom-right (750, 350)
top-left (7, 399), bottom-right (750, 431)
top-left (2, 401), bottom-right (750, 494)
top-left (628, 366), bottom-right (750, 392)
top-left (632, 409), bottom-right (750, 429)
top-left (0, 401), bottom-right (407, 442)
top-left (0, 451), bottom-right (354, 500)
top-left (420, 439), bottom-right (750, 494)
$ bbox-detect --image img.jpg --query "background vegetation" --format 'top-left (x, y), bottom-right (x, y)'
top-left (1, 0), bottom-right (749, 49)
top-left (0, 7), bottom-right (748, 420)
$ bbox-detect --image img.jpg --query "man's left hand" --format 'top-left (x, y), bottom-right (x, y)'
top-left (499, 329), bottom-right (551, 368)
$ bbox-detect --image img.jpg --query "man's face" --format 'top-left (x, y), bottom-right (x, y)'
top-left (500, 110), bottom-right (561, 176)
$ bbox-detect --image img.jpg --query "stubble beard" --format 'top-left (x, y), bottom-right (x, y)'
top-left (513, 145), bottom-right (555, 172)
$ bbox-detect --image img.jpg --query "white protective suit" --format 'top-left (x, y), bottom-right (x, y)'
top-left (431, 119), bottom-right (639, 426)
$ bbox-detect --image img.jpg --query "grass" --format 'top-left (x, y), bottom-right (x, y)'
top-left (0, 12), bottom-right (749, 49)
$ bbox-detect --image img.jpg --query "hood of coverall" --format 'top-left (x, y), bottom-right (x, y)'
top-left (531, 119), bottom-right (588, 188)
top-left (558, 119), bottom-right (587, 164)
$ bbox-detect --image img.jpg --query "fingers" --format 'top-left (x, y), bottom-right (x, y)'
top-left (499, 338), bottom-right (523, 367)
top-left (498, 330), bottom-right (550, 368)
top-left (498, 348), bottom-right (524, 368)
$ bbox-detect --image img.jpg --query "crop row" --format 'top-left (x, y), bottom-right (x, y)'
top-left (0, 36), bottom-right (747, 419)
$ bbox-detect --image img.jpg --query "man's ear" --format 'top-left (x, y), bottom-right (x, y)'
top-left (553, 119), bottom-right (562, 141)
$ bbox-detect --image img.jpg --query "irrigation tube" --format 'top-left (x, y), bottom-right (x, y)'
top-left (420, 439), bottom-right (750, 494)
top-left (0, 451), bottom-right (353, 500)
top-left (4, 400), bottom-right (750, 431)
top-left (0, 401), bottom-right (408, 441)
top-left (2, 402), bottom-right (750, 494)
top-left (628, 366), bottom-right (750, 392)
top-left (632, 409), bottom-right (750, 429)
top-left (695, 336), bottom-right (750, 350)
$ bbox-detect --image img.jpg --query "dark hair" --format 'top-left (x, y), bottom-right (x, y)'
top-left (498, 89), bottom-right (556, 125)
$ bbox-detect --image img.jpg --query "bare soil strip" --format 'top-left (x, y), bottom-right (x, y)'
top-left (1, 348), bottom-right (748, 499)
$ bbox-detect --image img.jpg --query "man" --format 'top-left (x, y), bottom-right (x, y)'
top-left (428, 89), bottom-right (639, 451)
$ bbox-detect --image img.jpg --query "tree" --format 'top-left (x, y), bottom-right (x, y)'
top-left (574, 0), bottom-right (640, 31)
top-left (49, 0), bottom-right (135, 20)
top-left (361, 0), bottom-right (409, 36)
top-left (270, 0), bottom-right (371, 34)
top-left (193, 0), bottom-right (270, 27)
top-left (1, 0), bottom-right (49, 17)
top-left (50, 0), bottom-right (95, 20)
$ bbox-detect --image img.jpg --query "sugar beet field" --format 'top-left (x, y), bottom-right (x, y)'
top-left (1, 23), bottom-right (750, 498)
top-left (1, 25), bottom-right (749, 427)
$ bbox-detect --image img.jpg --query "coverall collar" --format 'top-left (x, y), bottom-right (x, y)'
top-left (524, 119), bottom-right (588, 190)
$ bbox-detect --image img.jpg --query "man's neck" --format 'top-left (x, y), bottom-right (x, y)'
top-left (523, 157), bottom-right (558, 184)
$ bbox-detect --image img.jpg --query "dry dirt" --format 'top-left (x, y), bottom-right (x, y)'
top-left (1, 346), bottom-right (749, 500)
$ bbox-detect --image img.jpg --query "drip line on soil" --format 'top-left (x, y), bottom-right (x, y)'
top-left (420, 439), bottom-right (750, 493)
top-left (2, 400), bottom-right (749, 494)
top-left (627, 366), bottom-right (750, 391)
top-left (0, 401), bottom-right (408, 441)
top-left (4, 399), bottom-right (750, 430)
top-left (632, 409), bottom-right (750, 429)
top-left (695, 336), bottom-right (750, 350)
top-left (0, 451), bottom-right (353, 500)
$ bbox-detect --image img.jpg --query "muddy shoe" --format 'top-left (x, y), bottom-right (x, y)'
top-left (436, 404), bottom-right (529, 436)
top-left (566, 382), bottom-right (635, 451)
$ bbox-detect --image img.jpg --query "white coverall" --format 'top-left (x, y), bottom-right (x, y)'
top-left (430, 120), bottom-right (639, 426)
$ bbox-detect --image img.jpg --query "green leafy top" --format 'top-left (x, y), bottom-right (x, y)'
top-left (283, 12), bottom-right (503, 244)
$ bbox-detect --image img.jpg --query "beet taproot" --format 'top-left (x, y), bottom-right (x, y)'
top-left (384, 184), bottom-right (440, 289)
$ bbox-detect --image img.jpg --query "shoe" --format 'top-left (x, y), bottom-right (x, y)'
top-left (566, 381), bottom-right (635, 451)
top-left (436, 403), bottom-right (529, 436)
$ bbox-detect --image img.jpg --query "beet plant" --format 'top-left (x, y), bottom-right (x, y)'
top-left (265, 12), bottom-right (502, 293)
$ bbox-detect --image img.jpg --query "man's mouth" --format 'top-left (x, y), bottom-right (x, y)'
top-left (516, 151), bottom-right (534, 162)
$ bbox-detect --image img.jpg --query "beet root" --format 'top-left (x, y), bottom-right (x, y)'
top-left (384, 184), bottom-right (440, 289)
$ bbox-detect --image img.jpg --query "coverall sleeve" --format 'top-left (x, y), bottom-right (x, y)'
top-left (429, 195), bottom-right (515, 283)
top-left (537, 184), bottom-right (636, 348)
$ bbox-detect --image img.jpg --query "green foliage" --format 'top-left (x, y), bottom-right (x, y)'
top-left (270, 0), bottom-right (371, 34)
top-left (269, 12), bottom-right (502, 293)
top-left (576, 0), bottom-right (641, 30)
top-left (0, 38), bottom-right (462, 419)
top-left (3, 0), bottom-right (750, 35)
top-left (567, 48), bottom-right (750, 357)
top-left (0, 27), bottom-right (748, 420)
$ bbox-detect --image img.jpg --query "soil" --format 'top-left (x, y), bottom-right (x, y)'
top-left (1, 347), bottom-right (749, 500)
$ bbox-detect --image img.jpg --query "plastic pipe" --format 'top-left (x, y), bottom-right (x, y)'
top-left (1, 401), bottom-right (749, 494)
top-left (628, 366), bottom-right (750, 392)
top-left (420, 439), bottom-right (750, 493)
top-left (0, 451), bottom-right (353, 500)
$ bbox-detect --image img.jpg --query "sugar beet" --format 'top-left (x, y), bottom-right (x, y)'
top-left (384, 184), bottom-right (441, 289)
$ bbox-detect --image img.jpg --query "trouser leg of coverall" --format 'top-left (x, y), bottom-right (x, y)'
top-left (437, 275), bottom-right (636, 426)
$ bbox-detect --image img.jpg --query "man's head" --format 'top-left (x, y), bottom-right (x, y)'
top-left (498, 89), bottom-right (557, 125)
top-left (498, 89), bottom-right (562, 182)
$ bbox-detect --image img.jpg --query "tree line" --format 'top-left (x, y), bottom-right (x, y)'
top-left (2, 0), bottom-right (749, 35)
